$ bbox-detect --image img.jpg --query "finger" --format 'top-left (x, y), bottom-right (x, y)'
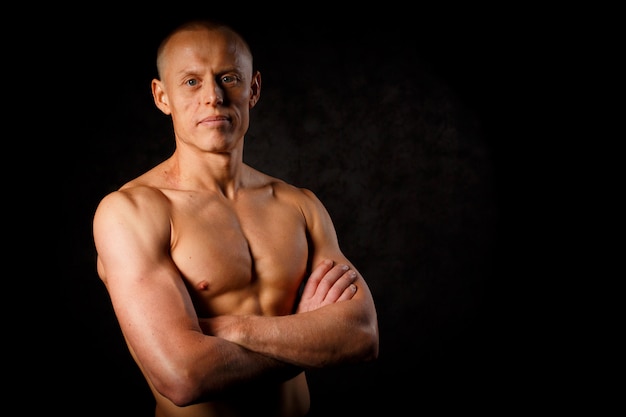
top-left (298, 259), bottom-right (334, 301)
top-left (311, 264), bottom-right (350, 302)
top-left (302, 263), bottom-right (350, 304)
top-left (322, 269), bottom-right (357, 303)
top-left (336, 283), bottom-right (358, 302)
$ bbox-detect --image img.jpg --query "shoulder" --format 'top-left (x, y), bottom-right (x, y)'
top-left (276, 183), bottom-right (321, 208)
top-left (93, 185), bottom-right (172, 241)
top-left (244, 165), bottom-right (328, 216)
top-left (266, 180), bottom-right (332, 228)
top-left (261, 178), bottom-right (339, 247)
top-left (95, 185), bottom-right (169, 218)
top-left (253, 170), bottom-right (322, 208)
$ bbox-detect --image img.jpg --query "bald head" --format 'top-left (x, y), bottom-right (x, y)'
top-left (155, 20), bottom-right (254, 80)
top-left (149, 18), bottom-right (262, 149)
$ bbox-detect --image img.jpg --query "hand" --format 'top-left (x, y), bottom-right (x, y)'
top-left (199, 260), bottom-right (358, 337)
top-left (295, 259), bottom-right (358, 313)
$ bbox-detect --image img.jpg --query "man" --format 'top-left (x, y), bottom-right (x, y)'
top-left (93, 19), bottom-right (379, 417)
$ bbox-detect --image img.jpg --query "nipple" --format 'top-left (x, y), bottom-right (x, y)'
top-left (196, 280), bottom-right (210, 291)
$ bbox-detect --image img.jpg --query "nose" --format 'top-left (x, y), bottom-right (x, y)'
top-left (202, 80), bottom-right (224, 106)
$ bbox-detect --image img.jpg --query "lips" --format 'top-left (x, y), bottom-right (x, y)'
top-left (199, 114), bottom-right (230, 124)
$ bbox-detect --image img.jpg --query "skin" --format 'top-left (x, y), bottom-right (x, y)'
top-left (93, 20), bottom-right (379, 417)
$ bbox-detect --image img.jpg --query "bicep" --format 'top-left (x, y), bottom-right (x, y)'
top-left (300, 189), bottom-right (356, 273)
top-left (299, 189), bottom-right (371, 299)
top-left (93, 191), bottom-right (201, 366)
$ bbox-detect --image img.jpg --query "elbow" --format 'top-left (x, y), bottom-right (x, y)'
top-left (351, 307), bottom-right (379, 363)
top-left (342, 308), bottom-right (379, 365)
top-left (334, 320), bottom-right (378, 366)
top-left (361, 322), bottom-right (380, 362)
top-left (150, 365), bottom-right (206, 407)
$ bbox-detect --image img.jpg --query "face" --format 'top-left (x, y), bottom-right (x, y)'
top-left (152, 27), bottom-right (261, 153)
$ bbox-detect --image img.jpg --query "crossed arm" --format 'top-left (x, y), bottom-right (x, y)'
top-left (198, 188), bottom-right (379, 369)
top-left (200, 259), bottom-right (379, 369)
top-left (93, 186), bottom-right (379, 407)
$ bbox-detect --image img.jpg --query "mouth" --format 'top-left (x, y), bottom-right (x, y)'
top-left (199, 115), bottom-right (230, 126)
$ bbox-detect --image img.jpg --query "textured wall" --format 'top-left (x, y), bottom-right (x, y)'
top-left (55, 11), bottom-right (514, 416)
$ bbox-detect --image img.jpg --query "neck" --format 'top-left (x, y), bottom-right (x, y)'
top-left (163, 147), bottom-right (247, 198)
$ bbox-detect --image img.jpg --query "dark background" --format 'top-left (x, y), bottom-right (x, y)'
top-left (46, 7), bottom-right (560, 416)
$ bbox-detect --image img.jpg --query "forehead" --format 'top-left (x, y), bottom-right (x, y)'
top-left (161, 27), bottom-right (252, 76)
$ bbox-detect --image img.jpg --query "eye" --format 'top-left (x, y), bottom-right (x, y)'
top-left (220, 75), bottom-right (240, 85)
top-left (185, 78), bottom-right (198, 87)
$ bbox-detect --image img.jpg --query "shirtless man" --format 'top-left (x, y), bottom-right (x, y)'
top-left (93, 19), bottom-right (379, 417)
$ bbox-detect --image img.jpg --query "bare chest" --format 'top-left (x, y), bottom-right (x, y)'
top-left (168, 192), bottom-right (309, 316)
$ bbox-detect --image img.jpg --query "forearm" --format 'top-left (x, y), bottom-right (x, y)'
top-left (202, 297), bottom-right (379, 369)
top-left (144, 332), bottom-right (302, 406)
top-left (198, 338), bottom-right (303, 391)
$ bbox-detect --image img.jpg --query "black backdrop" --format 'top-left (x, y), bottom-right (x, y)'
top-left (49, 8), bottom-right (537, 416)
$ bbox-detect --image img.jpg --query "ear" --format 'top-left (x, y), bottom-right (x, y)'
top-left (152, 79), bottom-right (171, 115)
top-left (249, 70), bottom-right (262, 109)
